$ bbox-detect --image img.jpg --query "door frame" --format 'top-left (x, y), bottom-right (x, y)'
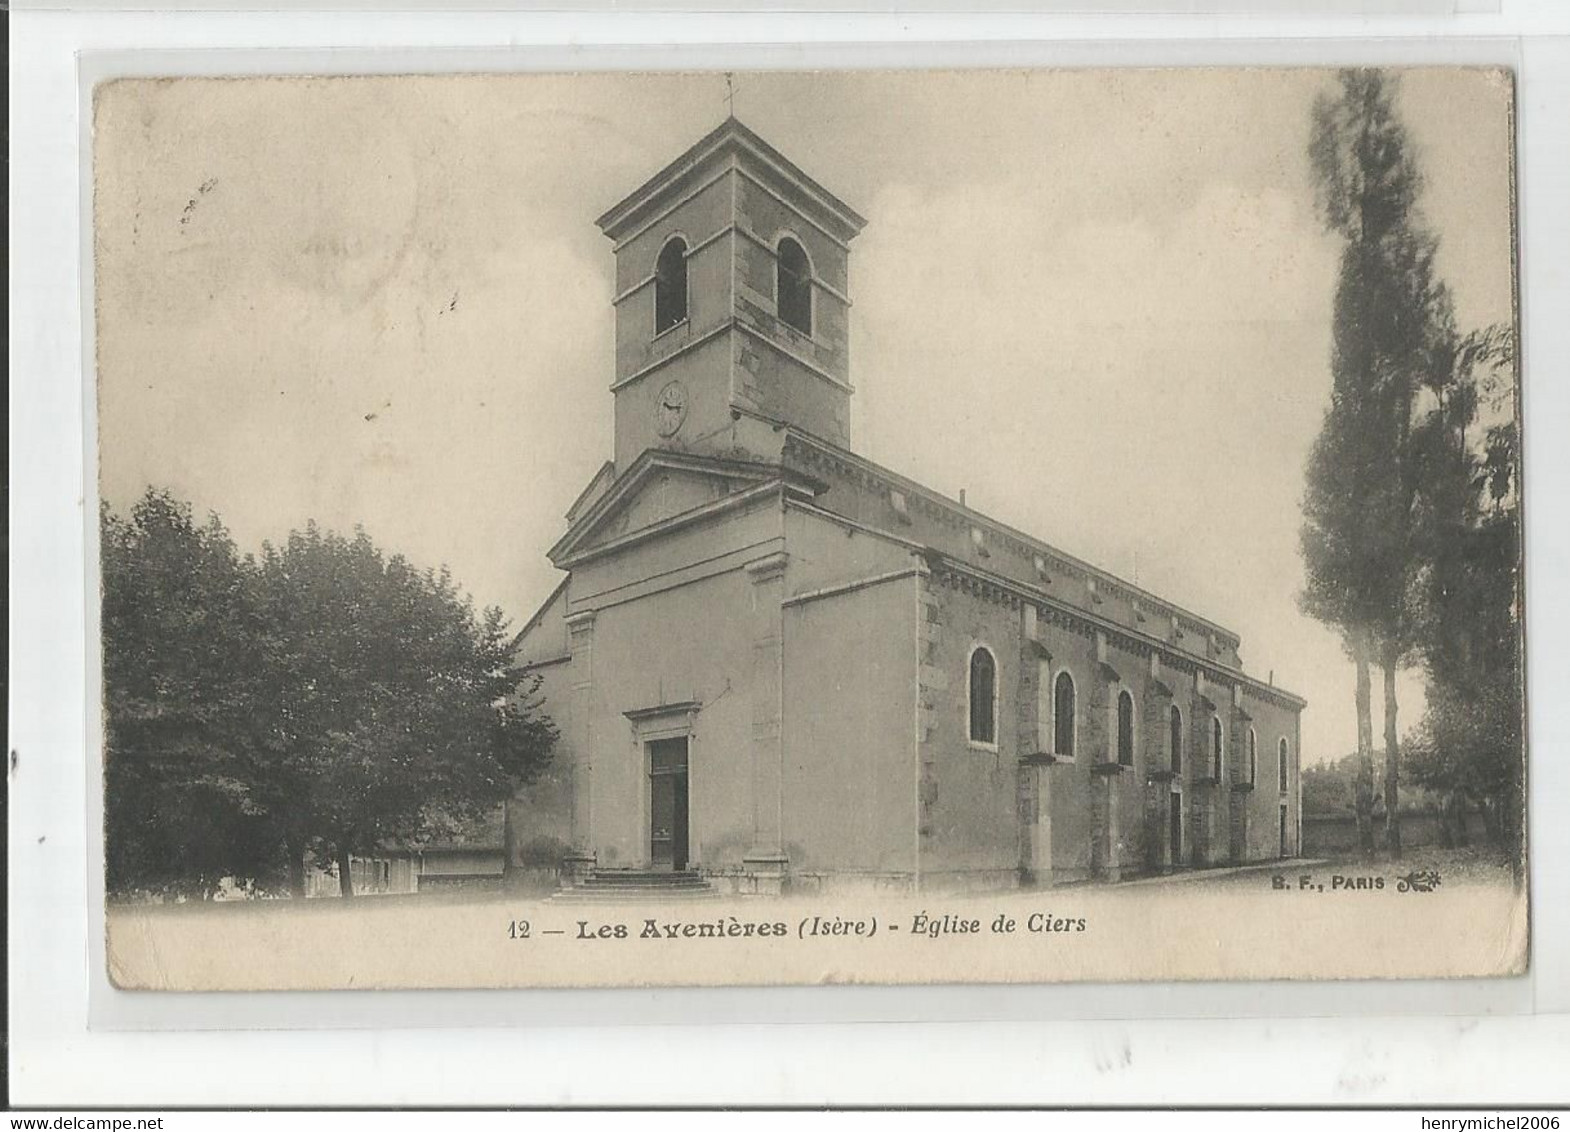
top-left (624, 702), bottom-right (701, 871)
top-left (1168, 786), bottom-right (1184, 868)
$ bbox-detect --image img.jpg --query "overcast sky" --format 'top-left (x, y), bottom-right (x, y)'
top-left (94, 68), bottom-right (1515, 766)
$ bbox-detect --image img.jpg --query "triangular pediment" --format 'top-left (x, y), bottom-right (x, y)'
top-left (549, 451), bottom-right (807, 567)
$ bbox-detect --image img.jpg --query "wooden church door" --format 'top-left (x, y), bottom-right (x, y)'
top-left (649, 738), bottom-right (690, 871)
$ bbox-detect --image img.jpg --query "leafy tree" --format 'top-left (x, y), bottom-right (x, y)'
top-left (102, 490), bottom-right (281, 897)
top-left (1300, 749), bottom-right (1447, 820)
top-left (101, 490), bottom-right (558, 898)
top-left (1405, 327), bottom-right (1523, 866)
top-left (1302, 69), bottom-right (1455, 857)
top-left (251, 523), bottom-right (557, 896)
top-left (1300, 757), bottom-right (1357, 819)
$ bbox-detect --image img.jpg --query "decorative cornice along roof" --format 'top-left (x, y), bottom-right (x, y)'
top-left (921, 547), bottom-right (1306, 713)
top-left (781, 428), bottom-right (1243, 650)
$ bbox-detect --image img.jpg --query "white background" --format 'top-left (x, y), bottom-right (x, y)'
top-left (9, 2), bottom-right (1570, 1108)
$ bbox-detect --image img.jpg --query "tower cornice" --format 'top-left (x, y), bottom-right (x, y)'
top-left (595, 117), bottom-right (867, 245)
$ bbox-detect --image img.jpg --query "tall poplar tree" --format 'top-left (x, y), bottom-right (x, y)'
top-left (1301, 69), bottom-right (1454, 857)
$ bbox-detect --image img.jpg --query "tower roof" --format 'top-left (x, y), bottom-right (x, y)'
top-left (595, 116), bottom-right (868, 245)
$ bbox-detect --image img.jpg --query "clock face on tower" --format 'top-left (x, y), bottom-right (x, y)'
top-left (655, 380), bottom-right (688, 438)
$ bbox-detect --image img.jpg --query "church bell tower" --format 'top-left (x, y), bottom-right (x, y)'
top-left (595, 118), bottom-right (867, 471)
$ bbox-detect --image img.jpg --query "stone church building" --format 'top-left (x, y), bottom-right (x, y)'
top-left (510, 118), bottom-right (1306, 894)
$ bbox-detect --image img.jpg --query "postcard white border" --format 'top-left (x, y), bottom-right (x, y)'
top-left (10, 7), bottom-right (1570, 1106)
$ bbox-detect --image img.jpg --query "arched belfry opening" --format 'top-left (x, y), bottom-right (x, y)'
top-left (654, 236), bottom-right (688, 334)
top-left (776, 236), bottom-right (812, 336)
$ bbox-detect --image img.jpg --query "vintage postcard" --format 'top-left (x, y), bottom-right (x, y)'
top-left (93, 67), bottom-right (1526, 991)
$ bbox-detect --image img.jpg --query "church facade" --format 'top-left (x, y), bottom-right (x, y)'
top-left (510, 118), bottom-right (1306, 895)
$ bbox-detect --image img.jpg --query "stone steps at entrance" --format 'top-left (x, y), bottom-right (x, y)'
top-left (579, 870), bottom-right (710, 885)
top-left (548, 869), bottom-right (723, 903)
top-left (549, 892), bottom-right (722, 903)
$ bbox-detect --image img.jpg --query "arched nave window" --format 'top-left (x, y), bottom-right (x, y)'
top-left (1116, 689), bottom-right (1135, 767)
top-left (968, 645), bottom-right (997, 747)
top-left (1054, 671), bottom-right (1077, 758)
